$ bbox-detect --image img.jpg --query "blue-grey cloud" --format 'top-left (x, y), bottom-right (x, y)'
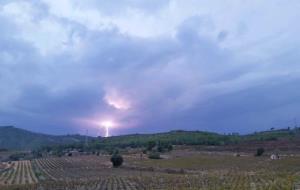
top-left (0, 0), bottom-right (300, 136)
top-left (74, 0), bottom-right (170, 14)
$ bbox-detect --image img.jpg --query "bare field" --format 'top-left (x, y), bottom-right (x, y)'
top-left (132, 151), bottom-right (300, 172)
top-left (0, 150), bottom-right (300, 190)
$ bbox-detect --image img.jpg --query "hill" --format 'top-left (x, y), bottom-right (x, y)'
top-left (0, 126), bottom-right (92, 150)
top-left (1, 126), bottom-right (300, 151)
top-left (93, 128), bottom-right (300, 152)
top-left (96, 130), bottom-right (234, 148)
top-left (82, 128), bottom-right (300, 153)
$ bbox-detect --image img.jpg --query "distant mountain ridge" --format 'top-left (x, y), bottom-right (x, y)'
top-left (0, 126), bottom-right (91, 150)
top-left (1, 126), bottom-right (299, 151)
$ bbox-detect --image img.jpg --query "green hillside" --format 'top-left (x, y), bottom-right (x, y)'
top-left (0, 126), bottom-right (91, 150)
top-left (96, 130), bottom-right (236, 148)
top-left (1, 126), bottom-right (300, 151)
top-left (243, 128), bottom-right (300, 141)
top-left (85, 128), bottom-right (300, 152)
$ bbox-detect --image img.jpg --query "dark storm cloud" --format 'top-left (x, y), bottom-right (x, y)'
top-left (1, 0), bottom-right (300, 135)
top-left (185, 77), bottom-right (300, 133)
top-left (0, 85), bottom-right (108, 134)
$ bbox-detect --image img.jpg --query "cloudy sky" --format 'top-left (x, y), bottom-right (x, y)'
top-left (0, 0), bottom-right (300, 136)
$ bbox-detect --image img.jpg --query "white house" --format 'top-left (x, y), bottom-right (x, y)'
top-left (270, 154), bottom-right (279, 160)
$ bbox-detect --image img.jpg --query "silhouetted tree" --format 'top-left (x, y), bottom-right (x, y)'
top-left (110, 153), bottom-right (123, 167)
top-left (147, 141), bottom-right (156, 151)
top-left (167, 144), bottom-right (173, 151)
top-left (148, 151), bottom-right (161, 159)
top-left (255, 147), bottom-right (265, 156)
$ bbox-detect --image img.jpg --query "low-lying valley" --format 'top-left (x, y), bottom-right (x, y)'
top-left (1, 127), bottom-right (300, 189)
top-left (1, 151), bottom-right (300, 189)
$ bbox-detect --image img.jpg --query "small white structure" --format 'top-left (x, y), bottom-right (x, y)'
top-left (0, 162), bottom-right (9, 170)
top-left (270, 154), bottom-right (279, 160)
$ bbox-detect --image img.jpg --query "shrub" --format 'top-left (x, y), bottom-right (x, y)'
top-left (0, 148), bottom-right (8, 152)
top-left (9, 153), bottom-right (25, 161)
top-left (148, 152), bottom-right (161, 159)
top-left (256, 147), bottom-right (265, 156)
top-left (110, 154), bottom-right (123, 167)
top-left (167, 144), bottom-right (173, 151)
top-left (147, 141), bottom-right (156, 151)
top-left (157, 145), bottom-right (164, 152)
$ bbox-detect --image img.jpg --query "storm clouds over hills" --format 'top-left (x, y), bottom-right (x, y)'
top-left (0, 1), bottom-right (300, 135)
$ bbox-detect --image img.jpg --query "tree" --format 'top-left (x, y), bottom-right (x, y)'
top-left (147, 141), bottom-right (156, 151)
top-left (142, 149), bottom-right (147, 154)
top-left (148, 151), bottom-right (161, 159)
top-left (110, 153), bottom-right (123, 167)
top-left (167, 144), bottom-right (173, 151)
top-left (256, 147), bottom-right (265, 156)
top-left (157, 145), bottom-right (164, 152)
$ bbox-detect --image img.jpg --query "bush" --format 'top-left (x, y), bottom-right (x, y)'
top-left (256, 147), bottom-right (265, 156)
top-left (0, 148), bottom-right (8, 152)
top-left (167, 144), bottom-right (173, 151)
top-left (147, 141), bottom-right (156, 151)
top-left (148, 152), bottom-right (161, 159)
top-left (157, 145), bottom-right (164, 152)
top-left (9, 153), bottom-right (26, 161)
top-left (110, 154), bottom-right (123, 167)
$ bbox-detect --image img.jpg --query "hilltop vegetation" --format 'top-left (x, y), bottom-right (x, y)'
top-left (36, 127), bottom-right (300, 156)
top-left (91, 127), bottom-right (300, 147)
top-left (0, 126), bottom-right (92, 150)
top-left (1, 127), bottom-right (300, 189)
top-left (1, 126), bottom-right (300, 153)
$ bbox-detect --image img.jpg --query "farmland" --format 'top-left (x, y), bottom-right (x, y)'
top-left (0, 160), bottom-right (38, 185)
top-left (0, 149), bottom-right (300, 190)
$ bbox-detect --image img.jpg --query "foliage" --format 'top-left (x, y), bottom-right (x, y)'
top-left (142, 149), bottom-right (147, 154)
top-left (8, 153), bottom-right (26, 161)
top-left (32, 150), bottom-right (42, 158)
top-left (29, 127), bottom-right (300, 156)
top-left (148, 151), bottom-right (161, 159)
top-left (2, 126), bottom-right (300, 154)
top-left (157, 145), bottom-right (163, 152)
top-left (255, 147), bottom-right (265, 156)
top-left (110, 154), bottom-right (123, 167)
top-left (147, 141), bottom-right (156, 151)
top-left (0, 148), bottom-right (8, 152)
top-left (0, 126), bottom-right (92, 150)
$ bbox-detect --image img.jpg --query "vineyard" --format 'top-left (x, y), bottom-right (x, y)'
top-left (32, 156), bottom-right (113, 181)
top-left (0, 160), bottom-right (37, 185)
top-left (0, 154), bottom-right (299, 189)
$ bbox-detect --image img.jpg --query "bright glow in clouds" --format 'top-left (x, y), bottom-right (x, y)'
top-left (2, 0), bottom-right (300, 135)
top-left (104, 89), bottom-right (131, 110)
top-left (100, 120), bottom-right (114, 137)
top-left (74, 118), bottom-right (118, 137)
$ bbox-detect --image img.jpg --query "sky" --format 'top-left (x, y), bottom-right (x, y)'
top-left (0, 0), bottom-right (300, 136)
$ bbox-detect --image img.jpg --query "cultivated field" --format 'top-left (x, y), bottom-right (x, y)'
top-left (0, 150), bottom-right (300, 190)
top-left (0, 160), bottom-right (37, 185)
